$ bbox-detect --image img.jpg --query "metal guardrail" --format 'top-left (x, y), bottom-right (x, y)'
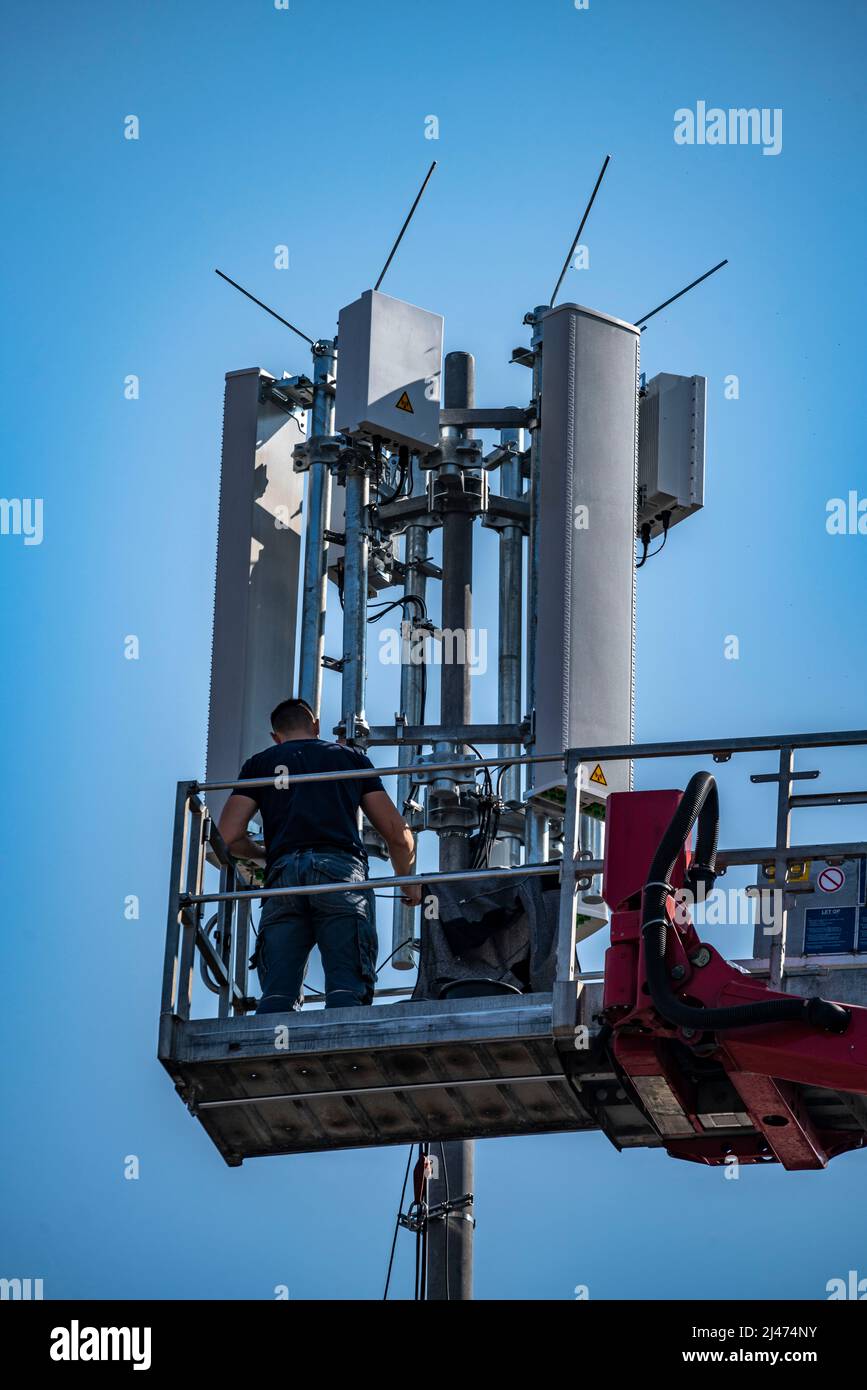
top-left (161, 727), bottom-right (867, 1026)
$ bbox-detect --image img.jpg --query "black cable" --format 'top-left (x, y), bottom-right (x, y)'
top-left (383, 1145), bottom-right (414, 1295)
top-left (635, 523), bottom-right (652, 569)
top-left (466, 745), bottom-right (501, 869)
top-left (646, 510), bottom-right (672, 561)
top-left (642, 772), bottom-right (850, 1035)
top-left (376, 937), bottom-right (418, 976)
top-left (367, 595), bottom-right (427, 624)
top-left (376, 445), bottom-right (410, 505)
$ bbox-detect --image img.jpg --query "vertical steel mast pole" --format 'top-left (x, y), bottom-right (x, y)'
top-left (426, 350), bottom-right (475, 1301)
top-left (525, 310), bottom-right (549, 864)
top-left (298, 339), bottom-right (336, 714)
top-left (391, 463), bottom-right (429, 968)
top-left (340, 453), bottom-right (370, 741)
top-left (498, 426), bottom-right (524, 865)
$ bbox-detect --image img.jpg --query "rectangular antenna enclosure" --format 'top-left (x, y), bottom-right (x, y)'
top-left (637, 372), bottom-right (706, 539)
top-left (335, 289), bottom-right (443, 450)
top-left (532, 304), bottom-right (640, 806)
top-left (206, 368), bottom-right (305, 822)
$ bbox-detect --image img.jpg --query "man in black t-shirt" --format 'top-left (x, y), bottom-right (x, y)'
top-left (218, 697), bottom-right (418, 1013)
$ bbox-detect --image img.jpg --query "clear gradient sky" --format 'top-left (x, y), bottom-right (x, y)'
top-left (2, 0), bottom-right (866, 1300)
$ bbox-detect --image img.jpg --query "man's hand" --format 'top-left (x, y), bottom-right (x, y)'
top-left (361, 789), bottom-right (420, 903)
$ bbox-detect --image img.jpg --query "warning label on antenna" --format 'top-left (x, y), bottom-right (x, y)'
top-left (589, 765), bottom-right (607, 787)
top-left (395, 391), bottom-right (414, 414)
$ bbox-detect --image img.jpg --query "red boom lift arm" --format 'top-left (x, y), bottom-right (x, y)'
top-left (598, 778), bottom-right (867, 1170)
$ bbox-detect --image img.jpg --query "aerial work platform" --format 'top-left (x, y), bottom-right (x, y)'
top-left (160, 728), bottom-right (867, 1168)
top-left (161, 992), bottom-right (595, 1163)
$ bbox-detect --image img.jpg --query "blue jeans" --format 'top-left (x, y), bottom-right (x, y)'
top-left (254, 848), bottom-right (377, 1012)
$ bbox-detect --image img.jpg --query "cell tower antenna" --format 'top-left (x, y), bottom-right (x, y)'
top-left (634, 258), bottom-right (729, 330)
top-left (549, 154), bottom-right (611, 307)
top-left (374, 160), bottom-right (438, 292)
top-left (214, 268), bottom-right (315, 345)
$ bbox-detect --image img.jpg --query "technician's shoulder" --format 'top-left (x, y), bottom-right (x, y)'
top-left (243, 744), bottom-right (282, 775)
top-left (317, 740), bottom-right (375, 770)
top-left (343, 743), bottom-right (377, 770)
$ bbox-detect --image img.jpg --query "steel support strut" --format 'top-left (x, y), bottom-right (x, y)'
top-left (391, 456), bottom-right (430, 968)
top-left (426, 351), bottom-right (476, 1301)
top-left (298, 339), bottom-right (336, 715)
top-left (524, 308), bottom-right (549, 864)
top-left (496, 426), bottom-right (524, 863)
top-left (340, 453), bottom-right (370, 742)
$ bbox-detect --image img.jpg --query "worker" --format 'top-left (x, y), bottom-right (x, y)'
top-left (218, 697), bottom-right (419, 1012)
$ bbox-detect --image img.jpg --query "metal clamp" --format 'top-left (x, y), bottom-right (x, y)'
top-left (292, 434), bottom-right (343, 473)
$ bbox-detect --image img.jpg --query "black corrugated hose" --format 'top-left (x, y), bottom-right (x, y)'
top-left (641, 771), bottom-right (850, 1035)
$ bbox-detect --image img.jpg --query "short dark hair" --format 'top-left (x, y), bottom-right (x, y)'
top-left (270, 697), bottom-right (316, 735)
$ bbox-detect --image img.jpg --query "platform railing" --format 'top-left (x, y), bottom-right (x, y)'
top-left (161, 728), bottom-right (867, 1029)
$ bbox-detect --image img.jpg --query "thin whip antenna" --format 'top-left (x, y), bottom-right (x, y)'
top-left (634, 259), bottom-right (728, 330)
top-left (374, 160), bottom-right (438, 292)
top-left (214, 269), bottom-right (315, 346)
top-left (549, 154), bottom-right (611, 307)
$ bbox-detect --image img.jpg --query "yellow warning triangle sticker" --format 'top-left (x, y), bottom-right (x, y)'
top-left (395, 391), bottom-right (414, 414)
top-left (589, 764), bottom-right (607, 787)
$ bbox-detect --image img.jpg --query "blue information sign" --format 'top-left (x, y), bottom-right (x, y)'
top-left (803, 906), bottom-right (857, 955)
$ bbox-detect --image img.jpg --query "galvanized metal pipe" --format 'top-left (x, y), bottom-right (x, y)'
top-left (429, 349), bottom-right (476, 1302)
top-left (297, 340), bottom-right (336, 714)
top-left (498, 427), bottom-right (524, 863)
top-left (200, 724), bottom-right (867, 792)
top-left (524, 309), bottom-right (549, 859)
top-left (391, 461), bottom-right (429, 969)
top-left (202, 749), bottom-right (564, 791)
top-left (340, 463), bottom-right (370, 738)
top-left (438, 351), bottom-right (475, 749)
top-left (185, 838), bottom-right (867, 906)
top-left (188, 858), bottom-right (561, 905)
top-left (769, 747), bottom-right (794, 991)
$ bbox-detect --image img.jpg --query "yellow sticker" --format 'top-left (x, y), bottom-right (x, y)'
top-left (589, 764), bottom-right (607, 787)
top-left (765, 860), bottom-right (810, 885)
top-left (395, 391), bottom-right (414, 414)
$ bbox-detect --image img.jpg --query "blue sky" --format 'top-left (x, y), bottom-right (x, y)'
top-left (2, 0), bottom-right (866, 1300)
